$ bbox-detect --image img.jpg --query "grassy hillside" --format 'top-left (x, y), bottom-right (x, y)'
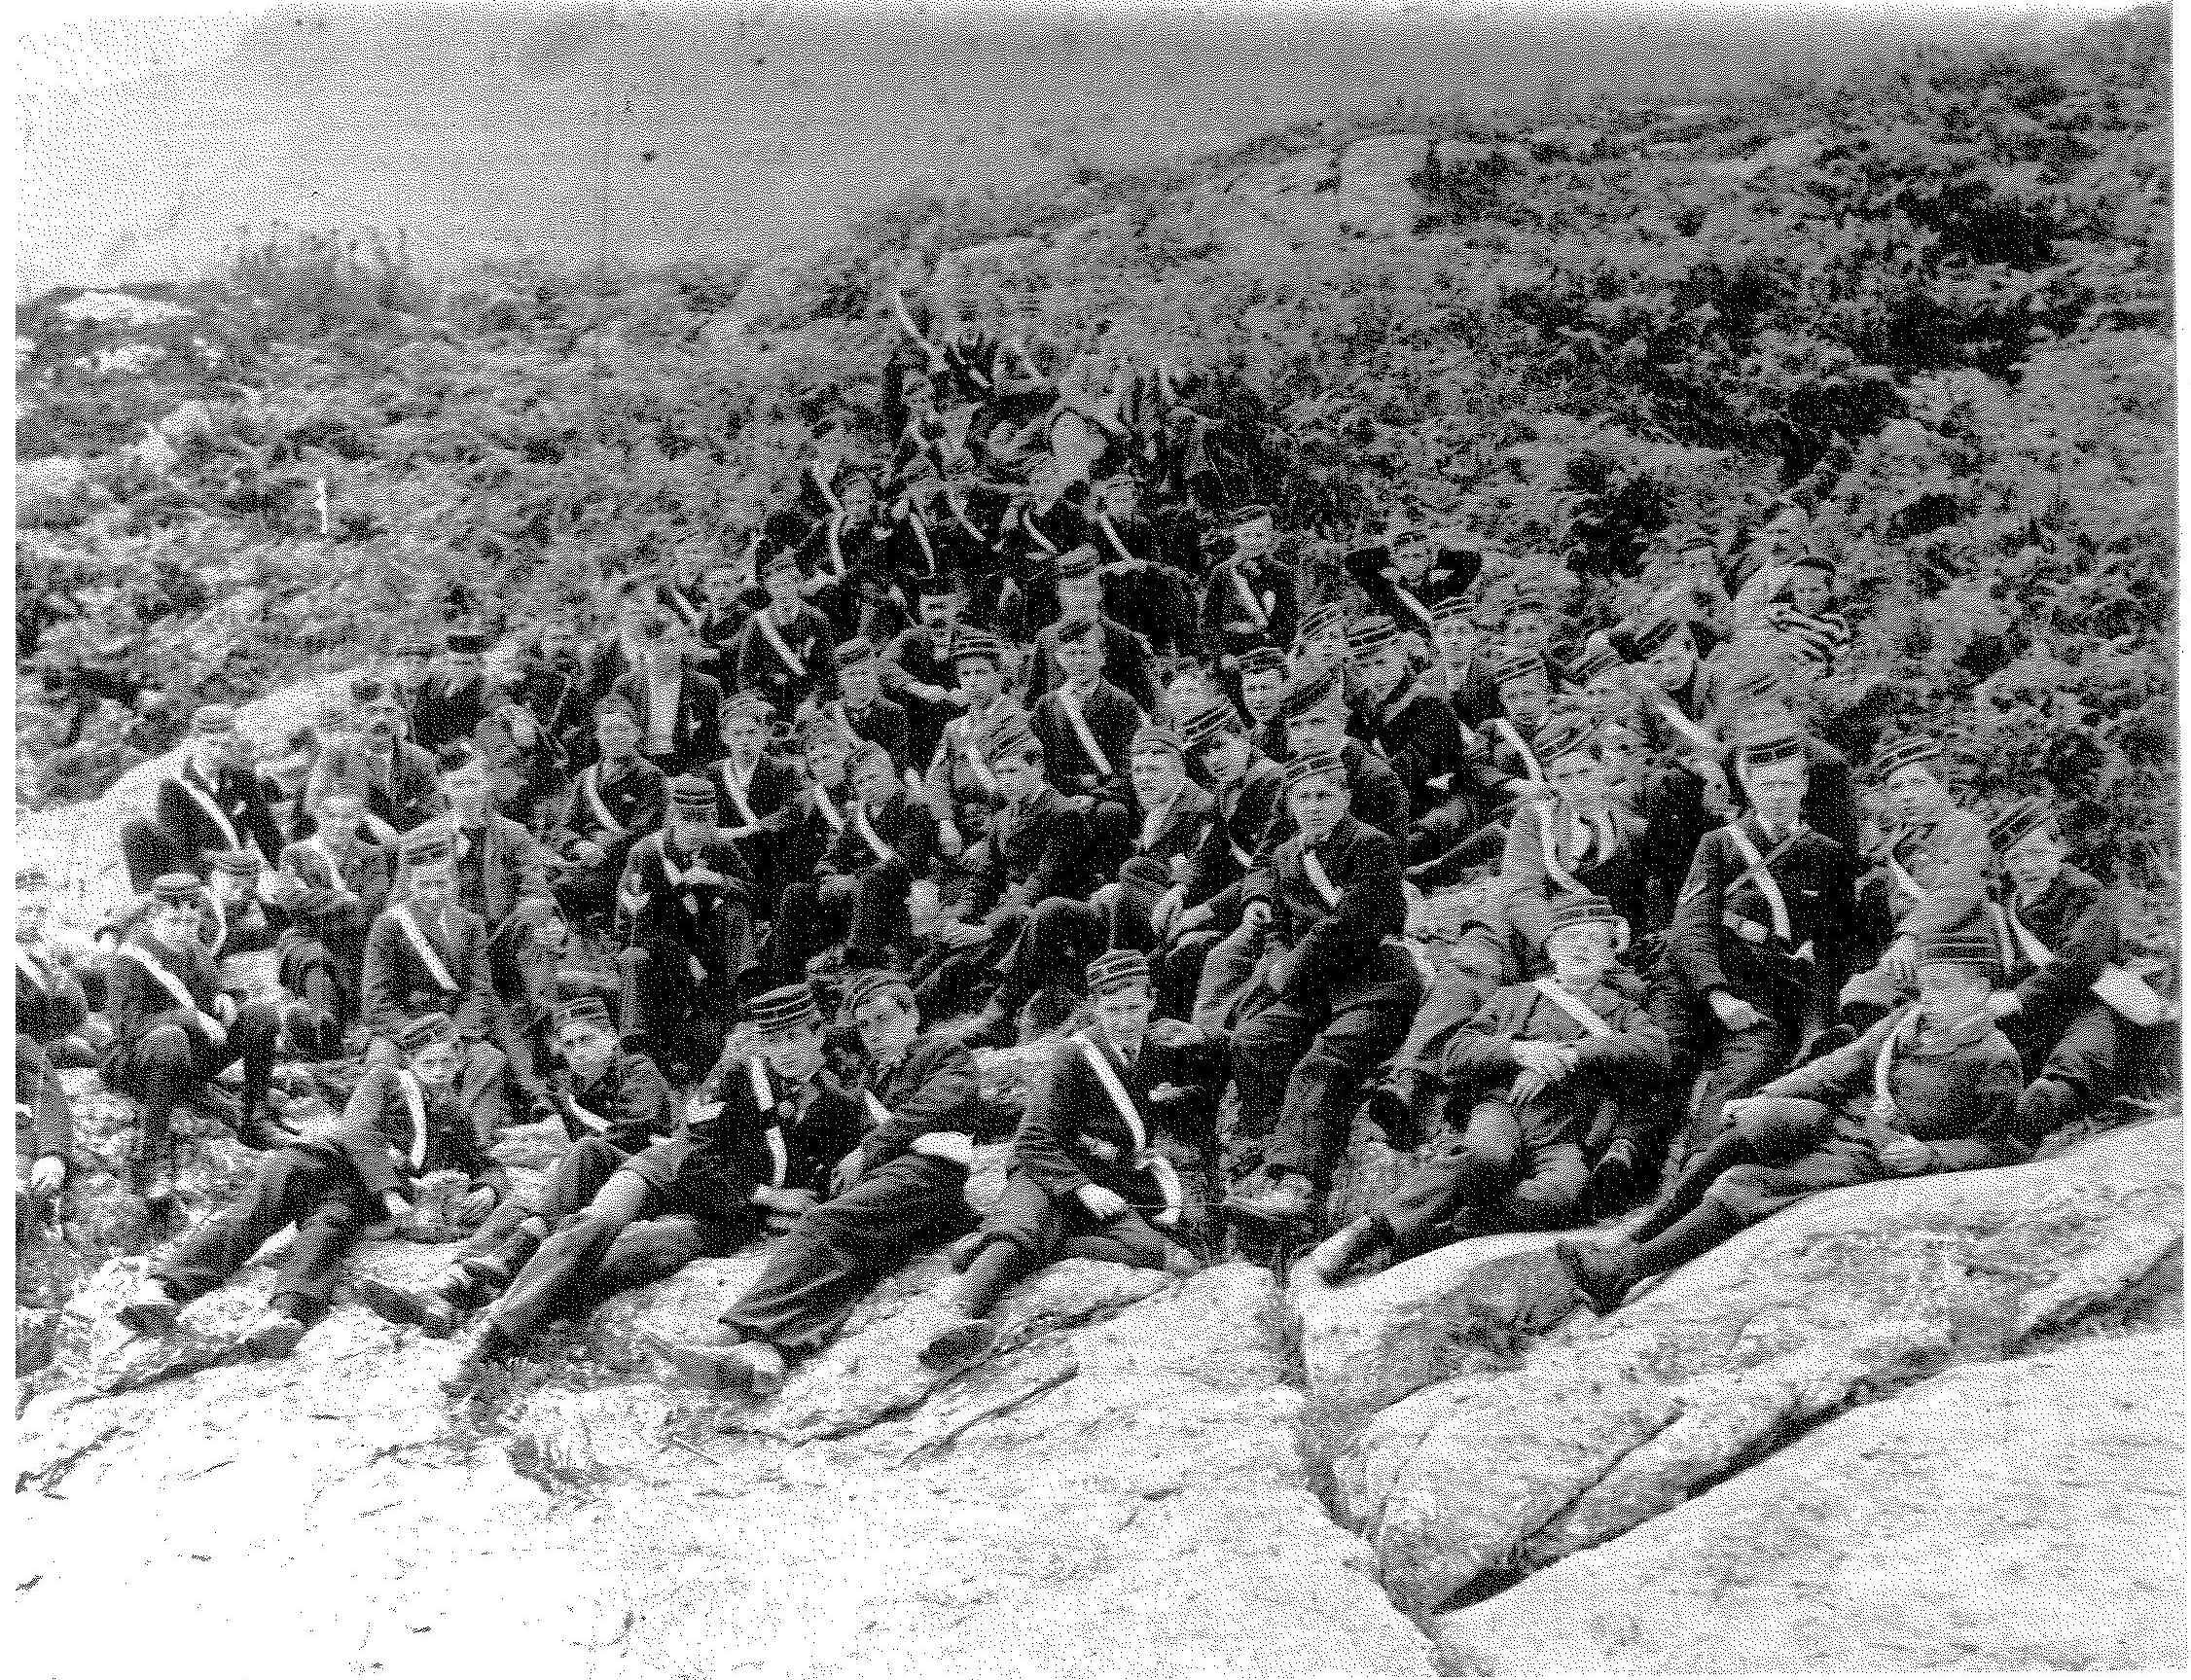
top-left (15, 6), bottom-right (2173, 946)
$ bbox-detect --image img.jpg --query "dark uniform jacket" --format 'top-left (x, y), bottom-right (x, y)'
top-left (612, 665), bottom-right (725, 779)
top-left (1720, 733), bottom-right (1858, 864)
top-left (409, 672), bottom-right (499, 754)
top-left (777, 774), bottom-right (856, 885)
top-left (1665, 817), bottom-right (1851, 1016)
top-left (856, 1033), bottom-right (984, 1168)
top-left (276, 834), bottom-right (394, 960)
top-left (617, 831), bottom-right (754, 983)
top-left (1031, 680), bottom-right (1144, 804)
top-left (550, 1050), bottom-right (675, 1157)
top-left (1437, 657), bottom-right (1504, 732)
top-left (1352, 674), bottom-right (1482, 819)
top-left (823, 787), bottom-right (938, 890)
top-left (1183, 755), bottom-right (1287, 916)
top-left (1021, 618), bottom-right (1161, 716)
top-left (969, 783), bottom-right (1093, 921)
top-left (1199, 556), bottom-right (1298, 668)
top-left (307, 738), bottom-right (447, 840)
top-left (1010, 1025), bottom-right (1190, 1226)
top-left (660, 1054), bottom-right (864, 1229)
top-left (451, 813), bottom-right (552, 933)
top-left (843, 694), bottom-right (912, 772)
top-left (734, 604), bottom-right (841, 719)
top-left (155, 762), bottom-right (285, 873)
top-left (552, 754), bottom-right (668, 876)
top-left (1500, 799), bottom-right (1652, 940)
top-left (337, 1062), bottom-right (511, 1201)
top-left (1753, 1005), bottom-right (2024, 1171)
top-left (18, 941), bottom-right (90, 1049)
top-left (362, 900), bottom-right (494, 1041)
top-left (98, 931), bottom-right (235, 1069)
top-left (1242, 814), bottom-right (1408, 1005)
top-left (1443, 973), bottom-right (1670, 1141)
top-left (1998, 864), bottom-right (2120, 1025)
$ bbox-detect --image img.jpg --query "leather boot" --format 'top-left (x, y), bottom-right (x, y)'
top-left (921, 1239), bottom-right (1034, 1369)
top-left (354, 1275), bottom-right (461, 1338)
top-left (1555, 1238), bottom-right (1635, 1317)
top-left (457, 1216), bottom-right (547, 1296)
top-left (2015, 1076), bottom-right (2074, 1147)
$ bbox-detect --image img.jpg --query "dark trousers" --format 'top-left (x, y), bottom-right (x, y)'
top-left (277, 935), bottom-right (366, 1029)
top-left (772, 869), bottom-right (908, 976)
top-left (1648, 972), bottom-right (1811, 1166)
top-left (487, 1135), bottom-right (711, 1340)
top-left (16, 1037), bottom-right (71, 1171)
top-left (1235, 958), bottom-right (1421, 1191)
top-left (912, 907), bottom-right (1026, 1019)
top-left (628, 939), bottom-right (747, 1073)
top-left (717, 1152), bottom-right (973, 1356)
top-left (2009, 1002), bottom-right (2126, 1108)
top-left (157, 1142), bottom-right (377, 1308)
top-left (976, 1170), bottom-right (1172, 1269)
top-left (107, 1003), bottom-right (281, 1147)
top-left (1379, 1098), bottom-right (1589, 1253)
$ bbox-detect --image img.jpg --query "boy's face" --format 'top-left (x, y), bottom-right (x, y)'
top-left (840, 480), bottom-right (876, 522)
top-left (1289, 702), bottom-right (1346, 757)
top-left (442, 766), bottom-right (490, 822)
top-left (1434, 620), bottom-right (1473, 664)
top-left (190, 728), bottom-right (235, 776)
top-left (1787, 568), bottom-right (1832, 614)
top-left (1201, 733), bottom-right (1251, 785)
top-left (992, 751), bottom-right (1042, 804)
top-left (760, 1021), bottom-right (823, 1085)
top-left (408, 864), bottom-right (453, 912)
top-left (1231, 516), bottom-right (1275, 563)
top-left (1131, 746), bottom-right (1184, 810)
top-left (1100, 480), bottom-right (1138, 520)
top-left (596, 714), bottom-right (640, 759)
top-left (840, 659), bottom-right (879, 708)
top-left (362, 697), bottom-right (403, 741)
top-left (1508, 611), bottom-right (1549, 655)
top-left (1918, 959), bottom-right (1988, 1020)
top-left (396, 655), bottom-right (430, 688)
top-left (1239, 670), bottom-right (1281, 722)
top-left (806, 739), bottom-right (849, 786)
top-left (1546, 749), bottom-right (1607, 810)
top-left (1286, 772), bottom-right (1348, 840)
top-left (1094, 984), bottom-right (1154, 1049)
top-left (1741, 760), bottom-right (1809, 828)
top-left (1306, 625), bottom-right (1347, 668)
top-left (1548, 920), bottom-right (1617, 984)
top-left (725, 716), bottom-right (766, 760)
top-left (2002, 826), bottom-right (2065, 898)
top-left (766, 570), bottom-right (803, 613)
top-left (1885, 764), bottom-right (1946, 827)
top-left (853, 993), bottom-right (918, 1063)
top-left (412, 1038), bottom-right (463, 1090)
top-left (557, 1021), bottom-right (616, 1084)
top-left (152, 899), bottom-right (204, 948)
top-left (445, 651), bottom-right (483, 684)
top-left (214, 871), bottom-right (255, 908)
top-left (670, 812), bottom-right (714, 849)
top-left (1056, 633), bottom-right (1102, 688)
top-left (919, 591), bottom-right (960, 630)
top-left (955, 657), bottom-right (1002, 705)
top-left (1352, 643), bottom-right (1410, 698)
top-left (1500, 676), bottom-right (1549, 726)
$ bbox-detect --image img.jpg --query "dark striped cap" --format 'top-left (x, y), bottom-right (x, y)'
top-left (842, 969), bottom-right (915, 1016)
top-left (1086, 948), bottom-right (1152, 996)
top-left (1989, 795), bottom-right (2056, 855)
top-left (398, 1011), bottom-right (458, 1052)
top-left (552, 995), bottom-right (613, 1035)
top-left (748, 982), bottom-right (822, 1034)
top-left (1547, 892), bottom-right (1620, 933)
top-left (1283, 748), bottom-right (1348, 790)
top-left (1874, 735), bottom-right (1943, 779)
top-left (1916, 934), bottom-right (2001, 979)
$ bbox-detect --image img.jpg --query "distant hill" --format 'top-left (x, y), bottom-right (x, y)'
top-left (17, 0), bottom-right (2129, 298)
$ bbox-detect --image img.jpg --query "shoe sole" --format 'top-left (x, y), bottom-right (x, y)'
top-left (920, 1320), bottom-right (997, 1371)
top-left (1220, 1197), bottom-right (1312, 1231)
top-left (646, 1334), bottom-right (745, 1394)
top-left (354, 1276), bottom-right (454, 1336)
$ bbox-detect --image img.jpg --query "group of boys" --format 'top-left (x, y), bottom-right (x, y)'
top-left (18, 304), bottom-right (2152, 1391)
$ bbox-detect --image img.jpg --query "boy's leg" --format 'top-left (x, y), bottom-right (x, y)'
top-left (145, 1147), bottom-right (330, 1305)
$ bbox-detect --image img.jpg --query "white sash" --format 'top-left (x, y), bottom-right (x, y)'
top-left (581, 766), bottom-right (630, 839)
top-left (1530, 977), bottom-right (1614, 1039)
top-left (178, 769), bottom-right (242, 851)
top-left (906, 509), bottom-right (936, 570)
top-left (747, 1059), bottom-right (773, 1115)
top-left (1057, 687), bottom-right (1112, 778)
top-left (851, 802), bottom-right (897, 865)
top-left (1725, 823), bottom-right (1795, 943)
top-left (1072, 1033), bottom-right (1182, 1229)
top-left (764, 1126), bottom-right (789, 1187)
top-left (826, 515), bottom-right (848, 579)
top-left (717, 759), bottom-right (761, 828)
top-left (862, 1089), bottom-right (973, 1164)
top-left (1094, 512), bottom-right (1139, 569)
top-left (1227, 564), bottom-right (1271, 629)
top-left (811, 784), bottom-right (846, 834)
top-left (1301, 848), bottom-right (1343, 910)
top-left (1022, 508), bottom-right (1057, 555)
top-left (395, 1069), bottom-right (429, 1170)
top-left (1138, 791), bottom-right (1182, 856)
top-left (1651, 694), bottom-right (1719, 759)
top-left (956, 721), bottom-right (998, 794)
top-left (294, 835), bottom-right (346, 889)
top-left (1873, 1007), bottom-right (1922, 1111)
top-left (2001, 895), bottom-right (2057, 971)
top-left (390, 905), bottom-right (460, 995)
top-left (1493, 717), bottom-right (1544, 786)
top-left (1885, 831), bottom-right (1926, 906)
top-left (757, 611), bottom-right (808, 679)
top-left (121, 940), bottom-right (202, 1017)
top-left (1531, 801), bottom-right (1590, 898)
top-left (16, 947), bottom-right (49, 995)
